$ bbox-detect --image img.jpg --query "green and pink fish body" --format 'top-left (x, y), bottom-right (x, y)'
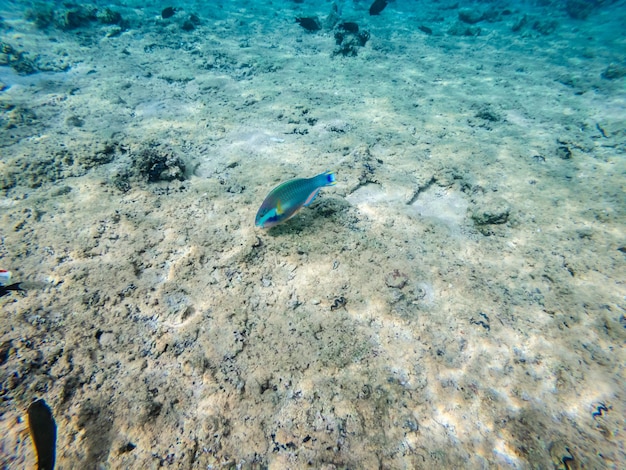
top-left (255, 171), bottom-right (336, 228)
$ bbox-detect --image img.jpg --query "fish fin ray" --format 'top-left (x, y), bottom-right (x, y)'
top-left (303, 189), bottom-right (321, 207)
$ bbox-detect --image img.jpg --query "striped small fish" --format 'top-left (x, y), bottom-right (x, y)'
top-left (255, 171), bottom-right (336, 228)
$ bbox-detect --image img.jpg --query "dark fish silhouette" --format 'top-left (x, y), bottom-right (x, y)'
top-left (418, 25), bottom-right (433, 35)
top-left (28, 399), bottom-right (57, 470)
top-left (369, 0), bottom-right (388, 16)
top-left (295, 16), bottom-right (322, 31)
top-left (161, 7), bottom-right (178, 19)
top-left (0, 282), bottom-right (25, 297)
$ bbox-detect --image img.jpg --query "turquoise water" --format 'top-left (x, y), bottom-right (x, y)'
top-left (1, 1), bottom-right (624, 468)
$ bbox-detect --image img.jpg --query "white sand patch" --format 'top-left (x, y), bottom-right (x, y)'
top-left (410, 185), bottom-right (469, 230)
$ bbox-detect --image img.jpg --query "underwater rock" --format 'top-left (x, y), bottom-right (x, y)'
top-left (385, 270), bottom-right (409, 289)
top-left (0, 45), bottom-right (11, 65)
top-left (25, 4), bottom-right (55, 29)
top-left (447, 22), bottom-right (481, 37)
top-left (133, 143), bottom-right (186, 183)
top-left (97, 8), bottom-right (123, 25)
top-left (29, 4), bottom-right (123, 30)
top-left (77, 141), bottom-right (121, 169)
top-left (475, 107), bottom-right (501, 122)
top-left (471, 198), bottom-right (510, 229)
top-left (181, 14), bottom-right (201, 31)
top-left (565, 0), bottom-right (594, 19)
top-left (458, 9), bottom-right (484, 24)
top-left (556, 73), bottom-right (583, 90)
top-left (556, 145), bottom-right (572, 160)
top-left (481, 8), bottom-right (502, 22)
top-left (511, 14), bottom-right (529, 32)
top-left (57, 5), bottom-right (97, 30)
top-left (333, 29), bottom-right (370, 57)
top-left (323, 3), bottom-right (340, 30)
top-left (11, 56), bottom-right (37, 75)
top-left (3, 150), bottom-right (73, 189)
top-left (532, 19), bottom-right (558, 35)
top-left (295, 16), bottom-right (322, 32)
top-left (3, 105), bottom-right (37, 129)
top-left (119, 442), bottom-right (137, 454)
top-left (1, 138), bottom-right (127, 189)
top-left (0, 42), bottom-right (38, 75)
top-left (601, 63), bottom-right (626, 80)
top-left (111, 170), bottom-right (131, 192)
top-left (549, 440), bottom-right (575, 470)
top-left (65, 115), bottom-right (84, 127)
top-left (105, 26), bottom-right (123, 38)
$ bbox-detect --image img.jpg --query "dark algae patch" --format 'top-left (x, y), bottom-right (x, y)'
top-left (132, 142), bottom-right (186, 183)
top-left (0, 41), bottom-right (38, 75)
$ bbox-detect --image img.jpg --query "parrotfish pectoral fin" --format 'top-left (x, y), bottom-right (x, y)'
top-left (303, 189), bottom-right (321, 207)
top-left (276, 200), bottom-right (284, 215)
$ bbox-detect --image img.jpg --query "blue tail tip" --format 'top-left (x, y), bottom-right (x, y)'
top-left (326, 171), bottom-right (336, 185)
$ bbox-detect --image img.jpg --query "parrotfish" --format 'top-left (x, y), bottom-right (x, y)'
top-left (255, 171), bottom-right (336, 228)
top-left (28, 399), bottom-right (57, 470)
top-left (0, 282), bottom-right (25, 298)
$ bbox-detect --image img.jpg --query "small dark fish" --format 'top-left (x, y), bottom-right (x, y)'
top-left (418, 25), bottom-right (432, 35)
top-left (0, 282), bottom-right (25, 298)
top-left (369, 0), bottom-right (388, 16)
top-left (338, 22), bottom-right (359, 33)
top-left (295, 16), bottom-right (322, 32)
top-left (161, 7), bottom-right (178, 19)
top-left (28, 399), bottom-right (57, 470)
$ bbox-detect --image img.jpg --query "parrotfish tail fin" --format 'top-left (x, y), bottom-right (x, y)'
top-left (324, 171), bottom-right (336, 186)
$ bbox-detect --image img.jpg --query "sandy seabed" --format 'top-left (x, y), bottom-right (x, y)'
top-left (1, 1), bottom-right (625, 468)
